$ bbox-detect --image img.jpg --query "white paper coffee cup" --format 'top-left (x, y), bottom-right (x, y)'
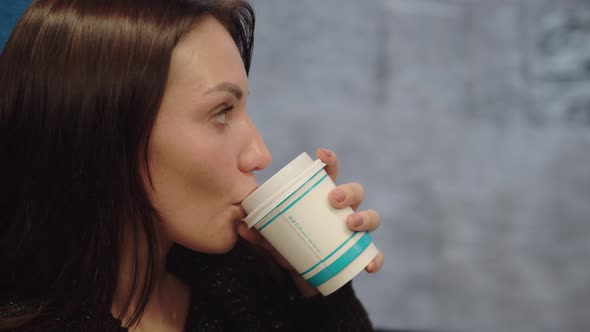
top-left (241, 152), bottom-right (379, 295)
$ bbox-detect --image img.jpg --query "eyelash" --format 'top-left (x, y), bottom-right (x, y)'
top-left (213, 104), bottom-right (235, 126)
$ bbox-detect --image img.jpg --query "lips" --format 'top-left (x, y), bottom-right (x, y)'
top-left (243, 185), bottom-right (259, 201)
top-left (232, 185), bottom-right (258, 221)
top-left (234, 185), bottom-right (259, 205)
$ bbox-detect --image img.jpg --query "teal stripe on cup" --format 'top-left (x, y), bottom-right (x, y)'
top-left (257, 171), bottom-right (328, 231)
top-left (301, 231), bottom-right (360, 276)
top-left (306, 232), bottom-right (373, 287)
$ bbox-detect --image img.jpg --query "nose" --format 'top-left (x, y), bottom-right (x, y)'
top-left (238, 116), bottom-right (272, 173)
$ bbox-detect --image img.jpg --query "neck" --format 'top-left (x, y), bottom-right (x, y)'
top-left (111, 224), bottom-right (188, 331)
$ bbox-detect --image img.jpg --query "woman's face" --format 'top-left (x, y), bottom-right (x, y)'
top-left (145, 16), bottom-right (271, 253)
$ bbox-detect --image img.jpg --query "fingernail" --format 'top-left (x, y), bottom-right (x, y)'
top-left (322, 149), bottom-right (332, 158)
top-left (351, 214), bottom-right (363, 227)
top-left (332, 189), bottom-right (346, 203)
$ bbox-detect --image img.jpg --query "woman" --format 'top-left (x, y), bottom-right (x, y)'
top-left (0, 0), bottom-right (384, 331)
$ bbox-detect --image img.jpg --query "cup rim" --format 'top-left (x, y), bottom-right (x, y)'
top-left (243, 158), bottom-right (326, 228)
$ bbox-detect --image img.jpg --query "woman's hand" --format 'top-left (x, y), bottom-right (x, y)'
top-left (237, 148), bottom-right (384, 296)
top-left (318, 148), bottom-right (384, 274)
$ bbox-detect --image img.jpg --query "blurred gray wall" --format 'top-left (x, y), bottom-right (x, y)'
top-left (248, 0), bottom-right (590, 331)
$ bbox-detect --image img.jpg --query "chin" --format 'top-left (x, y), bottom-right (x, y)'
top-left (185, 230), bottom-right (239, 254)
top-left (211, 234), bottom-right (239, 254)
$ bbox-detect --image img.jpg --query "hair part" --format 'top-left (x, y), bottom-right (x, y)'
top-left (0, 0), bottom-right (254, 330)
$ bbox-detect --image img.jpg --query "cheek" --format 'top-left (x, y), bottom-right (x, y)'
top-left (147, 122), bottom-right (241, 223)
top-left (183, 144), bottom-right (236, 193)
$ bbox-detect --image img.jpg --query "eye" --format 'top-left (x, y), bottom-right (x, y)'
top-left (213, 105), bottom-right (235, 125)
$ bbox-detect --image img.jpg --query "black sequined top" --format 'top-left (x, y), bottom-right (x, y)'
top-left (2, 239), bottom-right (374, 331)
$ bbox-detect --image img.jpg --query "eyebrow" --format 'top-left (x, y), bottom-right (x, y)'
top-left (204, 82), bottom-right (244, 100)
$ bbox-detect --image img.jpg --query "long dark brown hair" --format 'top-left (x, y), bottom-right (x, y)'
top-left (0, 0), bottom-right (254, 330)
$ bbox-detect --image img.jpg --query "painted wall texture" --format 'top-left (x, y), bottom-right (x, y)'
top-left (2, 1), bottom-right (589, 331)
top-left (247, 1), bottom-right (590, 331)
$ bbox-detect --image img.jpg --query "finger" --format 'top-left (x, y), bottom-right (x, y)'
top-left (237, 222), bottom-right (258, 244)
top-left (316, 148), bottom-right (339, 182)
top-left (329, 182), bottom-right (365, 210)
top-left (346, 209), bottom-right (381, 232)
top-left (237, 222), bottom-right (273, 251)
top-left (365, 251), bottom-right (384, 273)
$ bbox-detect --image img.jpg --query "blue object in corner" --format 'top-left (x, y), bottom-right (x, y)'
top-left (1, 1), bottom-right (32, 51)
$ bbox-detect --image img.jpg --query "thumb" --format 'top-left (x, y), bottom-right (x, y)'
top-left (237, 222), bottom-right (273, 251)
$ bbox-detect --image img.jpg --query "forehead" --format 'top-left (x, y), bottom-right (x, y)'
top-left (167, 15), bottom-right (248, 91)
